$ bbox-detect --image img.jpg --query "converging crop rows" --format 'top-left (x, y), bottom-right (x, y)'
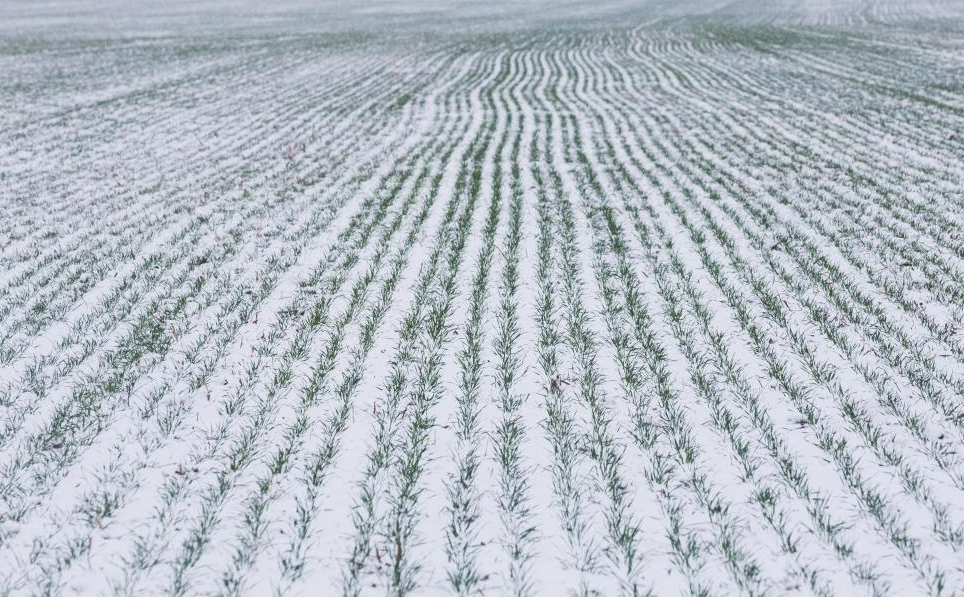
top-left (2, 1), bottom-right (964, 596)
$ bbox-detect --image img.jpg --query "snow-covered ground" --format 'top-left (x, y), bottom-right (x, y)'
top-left (2, 1), bottom-right (964, 595)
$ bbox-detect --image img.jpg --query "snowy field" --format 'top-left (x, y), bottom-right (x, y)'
top-left (2, 0), bottom-right (964, 595)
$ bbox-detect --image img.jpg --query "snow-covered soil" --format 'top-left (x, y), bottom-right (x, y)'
top-left (2, 1), bottom-right (964, 596)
